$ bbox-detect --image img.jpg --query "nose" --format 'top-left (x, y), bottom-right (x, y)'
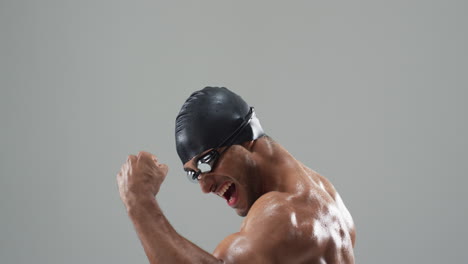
top-left (198, 174), bottom-right (216, 194)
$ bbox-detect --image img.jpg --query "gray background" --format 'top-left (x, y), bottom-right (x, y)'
top-left (1, 0), bottom-right (467, 263)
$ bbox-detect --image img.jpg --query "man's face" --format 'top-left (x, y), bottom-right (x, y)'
top-left (183, 144), bottom-right (260, 216)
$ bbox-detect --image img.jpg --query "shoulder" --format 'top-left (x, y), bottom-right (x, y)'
top-left (214, 192), bottom-right (321, 263)
top-left (242, 191), bottom-right (296, 231)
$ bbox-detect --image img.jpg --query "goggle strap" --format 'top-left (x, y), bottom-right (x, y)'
top-left (215, 107), bottom-right (254, 149)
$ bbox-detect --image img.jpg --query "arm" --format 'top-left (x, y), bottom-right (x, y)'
top-left (117, 151), bottom-right (222, 264)
top-left (126, 195), bottom-right (222, 264)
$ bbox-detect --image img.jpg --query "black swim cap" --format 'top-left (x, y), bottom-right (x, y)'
top-left (175, 87), bottom-right (265, 164)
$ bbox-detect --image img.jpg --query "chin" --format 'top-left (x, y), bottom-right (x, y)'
top-left (236, 209), bottom-right (247, 217)
top-left (235, 206), bottom-right (250, 217)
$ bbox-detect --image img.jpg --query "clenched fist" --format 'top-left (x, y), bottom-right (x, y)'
top-left (117, 151), bottom-right (169, 208)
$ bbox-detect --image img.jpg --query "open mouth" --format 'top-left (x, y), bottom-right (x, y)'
top-left (216, 182), bottom-right (238, 206)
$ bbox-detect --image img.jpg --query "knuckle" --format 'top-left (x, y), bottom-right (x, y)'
top-left (127, 155), bottom-right (136, 162)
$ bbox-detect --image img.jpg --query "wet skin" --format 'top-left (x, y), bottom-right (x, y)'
top-left (117, 137), bottom-right (356, 264)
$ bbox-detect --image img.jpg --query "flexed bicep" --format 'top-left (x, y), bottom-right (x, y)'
top-left (213, 232), bottom-right (273, 264)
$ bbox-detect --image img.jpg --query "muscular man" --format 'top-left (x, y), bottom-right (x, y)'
top-left (117, 87), bottom-right (356, 263)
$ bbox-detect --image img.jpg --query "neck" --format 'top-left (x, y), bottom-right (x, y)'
top-left (248, 137), bottom-right (307, 195)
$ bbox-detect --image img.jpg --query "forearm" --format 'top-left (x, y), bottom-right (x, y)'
top-left (126, 196), bottom-right (222, 264)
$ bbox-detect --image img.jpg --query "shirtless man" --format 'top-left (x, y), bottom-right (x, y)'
top-left (117, 87), bottom-right (356, 263)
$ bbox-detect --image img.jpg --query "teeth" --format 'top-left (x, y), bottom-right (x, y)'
top-left (217, 182), bottom-right (232, 197)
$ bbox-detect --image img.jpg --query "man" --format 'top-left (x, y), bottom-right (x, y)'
top-left (117, 87), bottom-right (356, 263)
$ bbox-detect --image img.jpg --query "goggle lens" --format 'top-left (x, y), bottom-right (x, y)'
top-left (185, 151), bottom-right (218, 182)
